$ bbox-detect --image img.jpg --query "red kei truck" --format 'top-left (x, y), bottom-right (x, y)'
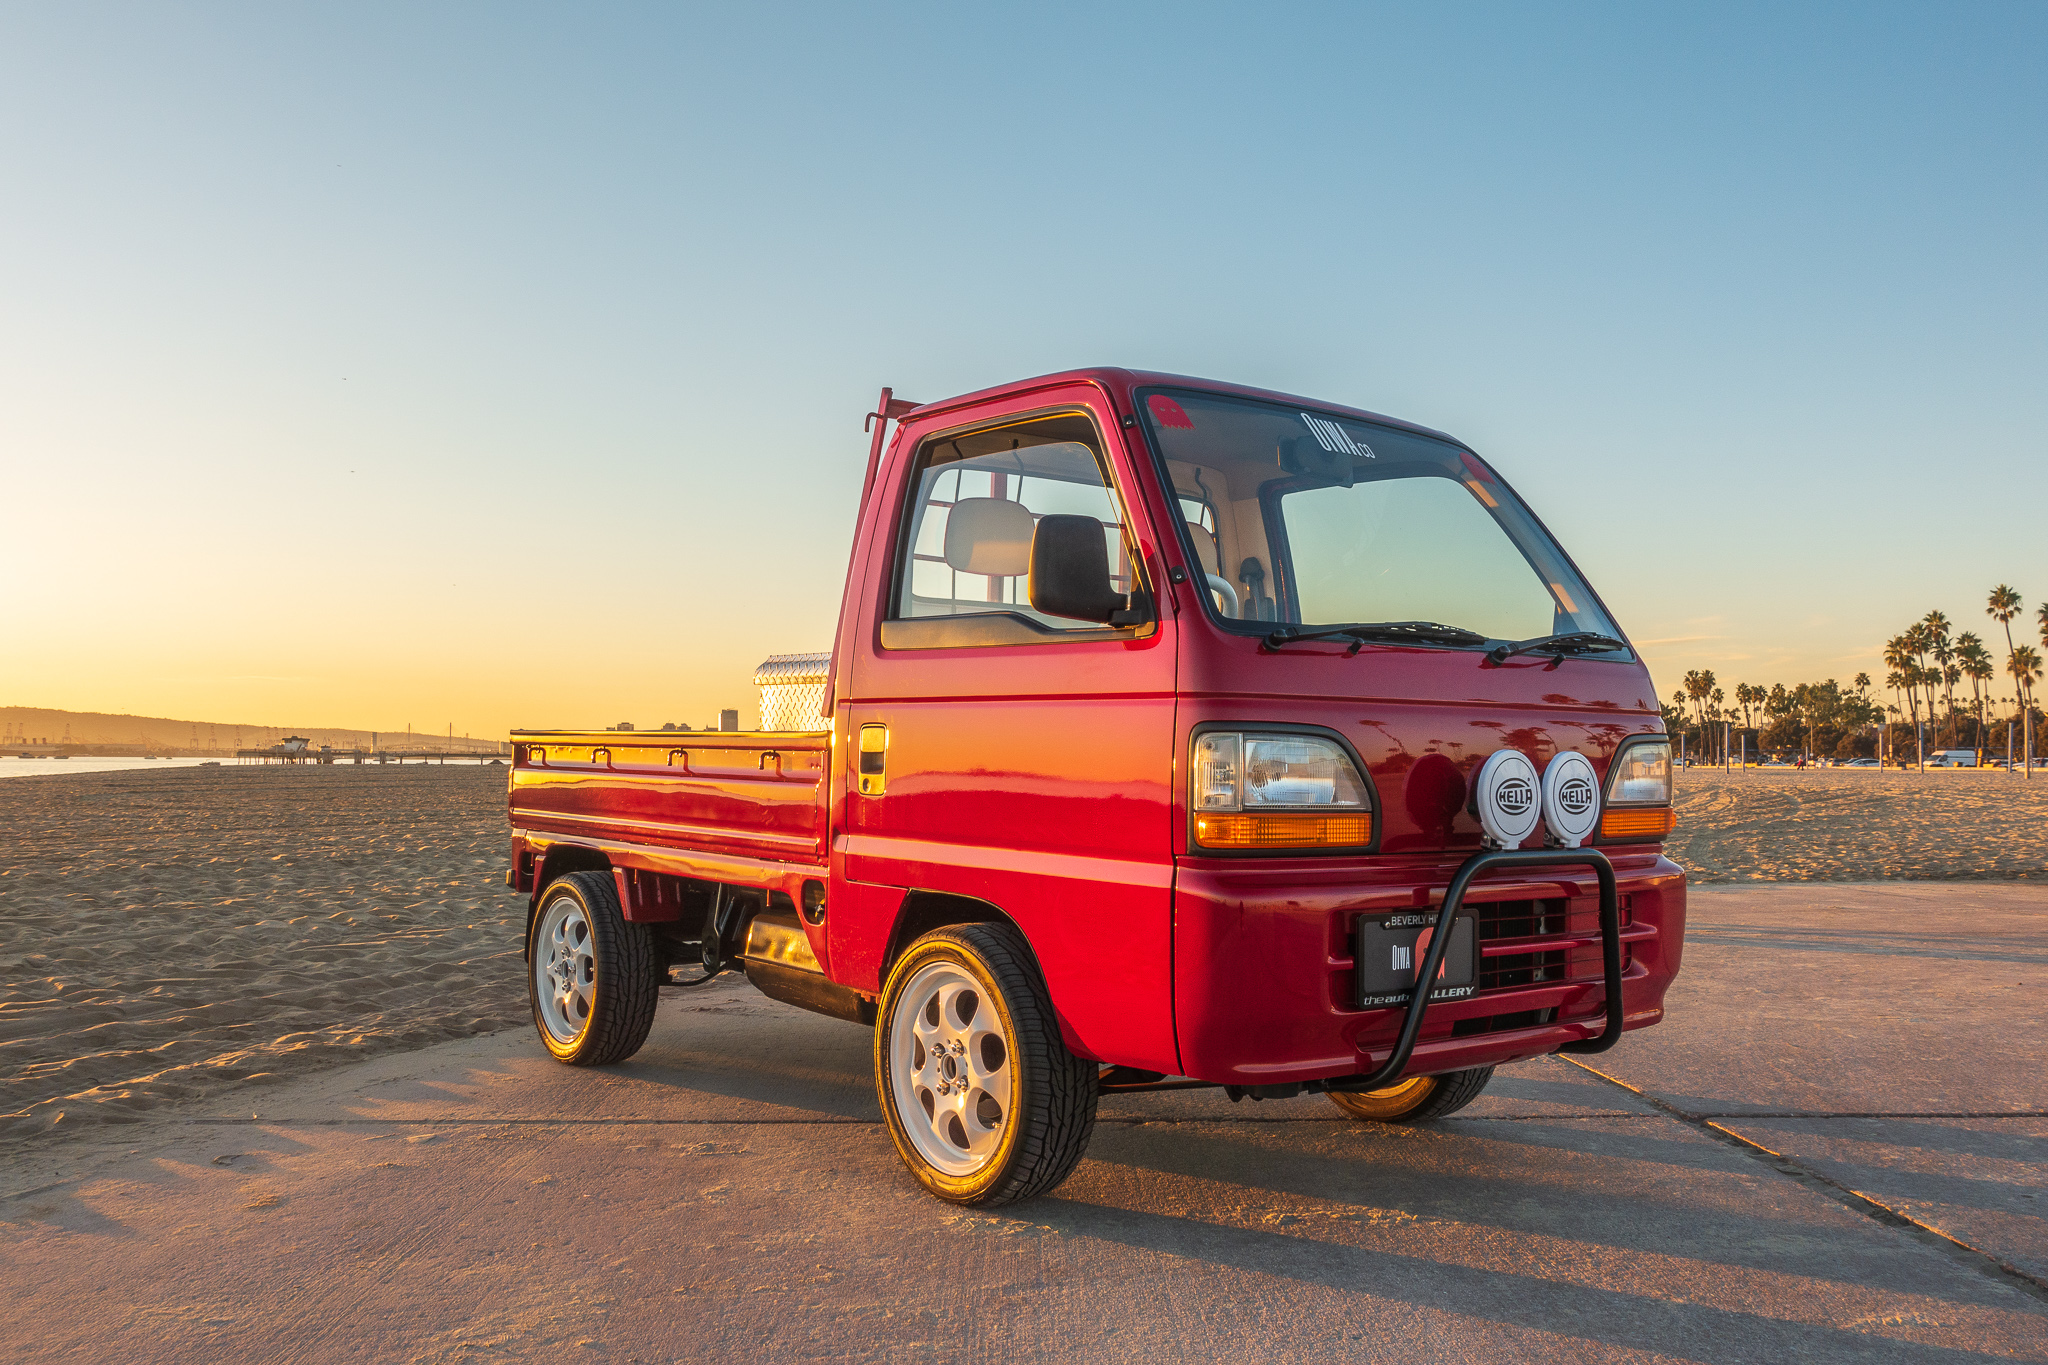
top-left (506, 368), bottom-right (1685, 1206)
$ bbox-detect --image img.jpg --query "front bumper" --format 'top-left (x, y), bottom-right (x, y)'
top-left (1172, 847), bottom-right (1686, 1084)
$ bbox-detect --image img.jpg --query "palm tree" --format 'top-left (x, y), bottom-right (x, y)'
top-left (2011, 643), bottom-right (2042, 742)
top-left (1883, 636), bottom-right (1921, 733)
top-left (1924, 610), bottom-right (1951, 672)
top-left (1990, 586), bottom-right (2026, 774)
top-left (1959, 634), bottom-right (1993, 751)
top-left (1929, 634), bottom-right (1957, 735)
top-left (1883, 669), bottom-right (1903, 756)
top-left (1683, 669), bottom-right (1716, 738)
top-left (1907, 621), bottom-right (1939, 715)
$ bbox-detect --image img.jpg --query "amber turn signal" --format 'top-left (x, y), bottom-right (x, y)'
top-left (1599, 808), bottom-right (1675, 841)
top-left (1195, 812), bottom-right (1372, 849)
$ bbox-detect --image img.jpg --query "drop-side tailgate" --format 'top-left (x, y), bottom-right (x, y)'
top-left (509, 731), bottom-right (827, 865)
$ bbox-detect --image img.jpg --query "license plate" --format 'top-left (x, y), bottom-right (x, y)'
top-left (1355, 911), bottom-right (1478, 1009)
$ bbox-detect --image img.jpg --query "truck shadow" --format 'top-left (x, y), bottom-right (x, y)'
top-left (1018, 1185), bottom-right (2026, 1365)
top-left (1062, 1113), bottom-right (2027, 1309)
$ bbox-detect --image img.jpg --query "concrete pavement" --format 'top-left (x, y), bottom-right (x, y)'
top-left (6, 883), bottom-right (2045, 1363)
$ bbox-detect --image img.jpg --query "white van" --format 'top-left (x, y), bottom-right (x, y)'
top-left (1927, 750), bottom-right (1978, 767)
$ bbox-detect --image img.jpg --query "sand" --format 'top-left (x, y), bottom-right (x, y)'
top-left (1671, 768), bottom-right (2048, 883)
top-left (0, 766), bottom-right (525, 1144)
top-left (5, 761), bottom-right (2044, 1151)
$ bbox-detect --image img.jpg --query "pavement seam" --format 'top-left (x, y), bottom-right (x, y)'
top-left (1560, 1056), bottom-right (2048, 1304)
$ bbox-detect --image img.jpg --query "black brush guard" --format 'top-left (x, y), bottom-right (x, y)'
top-left (1324, 845), bottom-right (1624, 1094)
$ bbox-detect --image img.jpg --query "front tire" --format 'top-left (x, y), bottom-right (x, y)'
top-left (529, 871), bottom-right (659, 1066)
top-left (1327, 1066), bottom-right (1494, 1123)
top-left (875, 924), bottom-right (1097, 1205)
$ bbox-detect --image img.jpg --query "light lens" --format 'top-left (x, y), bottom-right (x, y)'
top-left (1193, 731), bottom-right (1374, 848)
top-left (1599, 808), bottom-right (1677, 841)
top-left (1193, 732), bottom-right (1241, 810)
top-left (1195, 812), bottom-right (1373, 848)
top-left (1607, 739), bottom-right (1672, 805)
top-left (1242, 735), bottom-right (1370, 807)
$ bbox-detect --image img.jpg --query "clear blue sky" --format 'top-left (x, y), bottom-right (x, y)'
top-left (3, 3), bottom-right (2042, 733)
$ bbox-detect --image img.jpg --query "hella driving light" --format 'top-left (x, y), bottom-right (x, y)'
top-left (1192, 731), bottom-right (1373, 849)
top-left (1472, 749), bottom-right (1542, 848)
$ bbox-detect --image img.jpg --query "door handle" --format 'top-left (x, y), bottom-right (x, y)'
top-left (857, 723), bottom-right (888, 796)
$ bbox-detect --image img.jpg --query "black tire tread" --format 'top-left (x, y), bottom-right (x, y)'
top-left (1396, 1065), bottom-right (1495, 1122)
top-left (884, 923), bottom-right (1098, 1206)
top-left (541, 871), bottom-right (660, 1067)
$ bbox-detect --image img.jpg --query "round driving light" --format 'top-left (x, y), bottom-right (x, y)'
top-left (1541, 751), bottom-right (1600, 848)
top-left (1472, 749), bottom-right (1540, 848)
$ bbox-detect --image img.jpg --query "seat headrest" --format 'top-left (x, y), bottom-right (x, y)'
top-left (945, 497), bottom-right (1035, 577)
top-left (1185, 519), bottom-right (1220, 575)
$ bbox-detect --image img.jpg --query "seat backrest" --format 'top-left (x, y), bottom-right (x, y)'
top-left (1185, 519), bottom-right (1220, 576)
top-left (944, 497), bottom-right (1035, 577)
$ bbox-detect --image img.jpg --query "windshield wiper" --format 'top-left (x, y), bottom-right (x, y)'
top-left (1485, 632), bottom-right (1628, 665)
top-left (1266, 621), bottom-right (1487, 654)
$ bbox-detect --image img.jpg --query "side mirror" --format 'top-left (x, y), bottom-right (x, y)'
top-left (1029, 515), bottom-right (1130, 624)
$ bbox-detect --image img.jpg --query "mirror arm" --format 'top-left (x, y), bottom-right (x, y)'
top-left (1109, 591), bottom-right (1153, 629)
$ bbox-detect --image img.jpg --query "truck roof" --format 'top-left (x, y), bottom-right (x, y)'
top-left (899, 367), bottom-right (1466, 450)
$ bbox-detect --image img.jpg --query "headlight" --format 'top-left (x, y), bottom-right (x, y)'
top-left (1192, 731), bottom-right (1373, 849)
top-left (1599, 737), bottom-right (1675, 842)
top-left (1606, 739), bottom-right (1671, 804)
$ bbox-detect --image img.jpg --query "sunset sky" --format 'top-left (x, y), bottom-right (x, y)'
top-left (4, 4), bottom-right (2044, 734)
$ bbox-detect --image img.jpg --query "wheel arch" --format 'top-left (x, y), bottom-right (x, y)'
top-left (525, 844), bottom-right (612, 960)
top-left (881, 890), bottom-right (1029, 982)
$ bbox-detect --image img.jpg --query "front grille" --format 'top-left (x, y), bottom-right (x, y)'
top-left (1471, 896), bottom-right (1568, 991)
top-left (1473, 896), bottom-right (1566, 940)
top-left (1481, 949), bottom-right (1567, 991)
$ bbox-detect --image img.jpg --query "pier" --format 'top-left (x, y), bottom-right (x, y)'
top-left (235, 738), bottom-right (509, 766)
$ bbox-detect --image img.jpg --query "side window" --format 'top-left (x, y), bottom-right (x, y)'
top-left (891, 412), bottom-right (1134, 634)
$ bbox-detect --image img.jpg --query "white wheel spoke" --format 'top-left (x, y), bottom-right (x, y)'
top-left (887, 959), bottom-right (1017, 1179)
top-left (533, 898), bottom-right (599, 1045)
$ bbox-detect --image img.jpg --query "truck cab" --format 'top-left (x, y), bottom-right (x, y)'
top-left (508, 368), bottom-right (1685, 1205)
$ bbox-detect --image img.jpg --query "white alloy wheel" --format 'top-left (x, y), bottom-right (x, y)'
top-left (888, 959), bottom-right (1015, 1176)
top-left (534, 894), bottom-right (596, 1045)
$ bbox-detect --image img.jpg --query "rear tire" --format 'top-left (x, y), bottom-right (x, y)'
top-left (1327, 1066), bottom-right (1494, 1123)
top-left (875, 923), bottom-right (1097, 1205)
top-left (529, 870), bottom-right (659, 1066)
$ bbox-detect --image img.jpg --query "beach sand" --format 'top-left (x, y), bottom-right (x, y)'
top-left (5, 761), bottom-right (2045, 1149)
top-left (1671, 767), bottom-right (2048, 883)
top-left (0, 766), bottom-right (525, 1144)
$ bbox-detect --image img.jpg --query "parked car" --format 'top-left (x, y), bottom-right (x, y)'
top-left (505, 368), bottom-right (1685, 1205)
top-left (1840, 758), bottom-right (1880, 767)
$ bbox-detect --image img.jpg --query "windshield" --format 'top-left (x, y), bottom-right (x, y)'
top-left (1138, 389), bottom-right (1626, 653)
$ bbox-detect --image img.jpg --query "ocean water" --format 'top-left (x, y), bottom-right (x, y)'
top-left (0, 755), bottom-right (506, 780)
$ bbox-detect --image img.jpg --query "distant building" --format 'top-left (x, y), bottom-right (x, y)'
top-left (719, 709), bottom-right (739, 732)
top-left (614, 721), bottom-right (635, 731)
top-left (660, 722), bottom-right (691, 731)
